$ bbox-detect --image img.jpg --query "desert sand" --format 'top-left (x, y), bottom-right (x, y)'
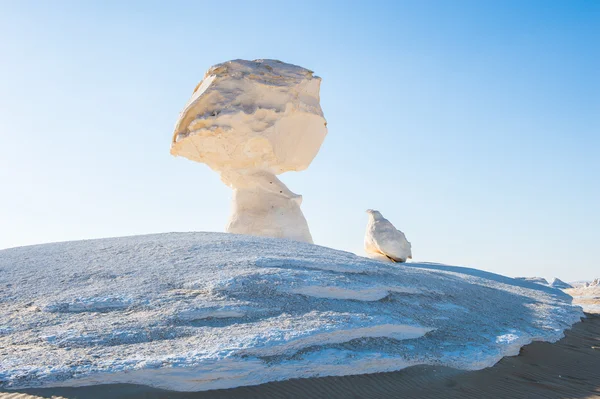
top-left (566, 285), bottom-right (600, 315)
top-left (3, 313), bottom-right (598, 399)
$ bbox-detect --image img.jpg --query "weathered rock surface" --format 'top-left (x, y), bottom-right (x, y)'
top-left (514, 277), bottom-right (549, 286)
top-left (170, 60), bottom-right (327, 243)
top-left (550, 278), bottom-right (573, 289)
top-left (364, 210), bottom-right (412, 263)
top-left (0, 233), bottom-right (582, 392)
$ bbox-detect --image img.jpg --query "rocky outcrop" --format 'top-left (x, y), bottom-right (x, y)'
top-left (170, 59), bottom-right (327, 243)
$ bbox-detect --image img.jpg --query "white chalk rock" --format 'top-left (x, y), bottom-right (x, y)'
top-left (550, 278), bottom-right (573, 289)
top-left (171, 59), bottom-right (327, 243)
top-left (364, 210), bottom-right (412, 263)
top-left (0, 233), bottom-right (583, 391)
top-left (514, 277), bottom-right (549, 286)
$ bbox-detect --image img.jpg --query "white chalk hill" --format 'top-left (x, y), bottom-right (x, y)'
top-left (364, 209), bottom-right (412, 263)
top-left (0, 232), bottom-right (582, 392)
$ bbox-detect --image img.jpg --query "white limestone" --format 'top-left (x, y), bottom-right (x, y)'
top-left (550, 278), bottom-right (573, 289)
top-left (285, 285), bottom-right (423, 301)
top-left (0, 233), bottom-right (583, 391)
top-left (170, 59), bottom-right (327, 243)
top-left (364, 209), bottom-right (412, 262)
top-left (514, 277), bottom-right (549, 286)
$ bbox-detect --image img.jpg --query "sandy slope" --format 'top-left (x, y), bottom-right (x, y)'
top-left (566, 286), bottom-right (600, 314)
top-left (3, 314), bottom-right (597, 399)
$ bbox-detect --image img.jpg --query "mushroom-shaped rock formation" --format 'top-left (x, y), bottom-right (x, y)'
top-left (171, 59), bottom-right (327, 243)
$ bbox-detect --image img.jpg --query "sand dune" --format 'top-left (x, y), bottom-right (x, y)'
top-left (4, 314), bottom-right (598, 399)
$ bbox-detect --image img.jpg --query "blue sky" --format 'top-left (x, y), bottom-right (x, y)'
top-left (1, 0), bottom-right (598, 281)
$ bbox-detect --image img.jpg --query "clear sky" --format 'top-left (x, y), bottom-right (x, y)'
top-left (1, 0), bottom-right (598, 281)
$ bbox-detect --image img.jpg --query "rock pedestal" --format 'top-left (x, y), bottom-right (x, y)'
top-left (171, 59), bottom-right (327, 243)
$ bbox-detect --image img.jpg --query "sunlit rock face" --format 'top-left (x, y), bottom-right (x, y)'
top-left (364, 210), bottom-right (412, 263)
top-left (171, 59), bottom-right (327, 243)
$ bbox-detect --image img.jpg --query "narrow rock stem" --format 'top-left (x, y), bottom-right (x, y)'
top-left (225, 170), bottom-right (313, 243)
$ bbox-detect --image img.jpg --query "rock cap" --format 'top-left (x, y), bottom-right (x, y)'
top-left (171, 59), bottom-right (327, 180)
